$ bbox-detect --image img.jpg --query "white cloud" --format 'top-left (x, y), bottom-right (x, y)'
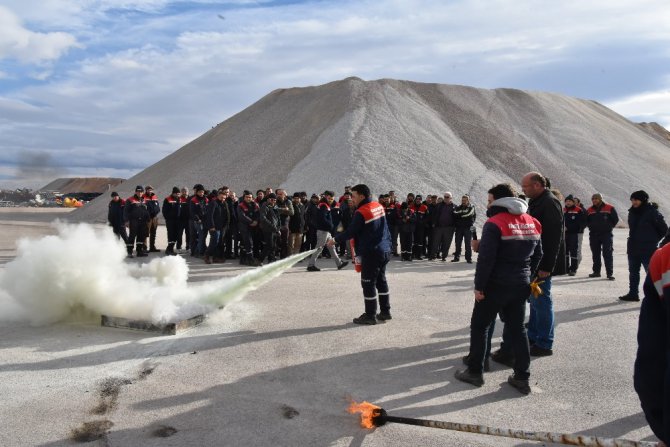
top-left (0, 5), bottom-right (80, 64)
top-left (1, 0), bottom-right (670, 187)
top-left (606, 88), bottom-right (670, 129)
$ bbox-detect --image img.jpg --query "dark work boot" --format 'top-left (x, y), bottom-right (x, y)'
top-left (136, 244), bottom-right (148, 257)
top-left (454, 369), bottom-right (484, 387)
top-left (618, 293), bottom-right (640, 302)
top-left (491, 348), bottom-right (514, 367)
top-left (353, 313), bottom-right (377, 325)
top-left (507, 375), bottom-right (531, 395)
top-left (462, 354), bottom-right (490, 372)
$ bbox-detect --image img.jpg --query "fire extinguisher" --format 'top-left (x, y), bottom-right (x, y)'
top-left (350, 239), bottom-right (362, 273)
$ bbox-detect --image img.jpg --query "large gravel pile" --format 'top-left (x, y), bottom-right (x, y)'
top-left (73, 77), bottom-right (670, 223)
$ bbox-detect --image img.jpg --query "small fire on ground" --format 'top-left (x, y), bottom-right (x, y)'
top-left (347, 400), bottom-right (381, 429)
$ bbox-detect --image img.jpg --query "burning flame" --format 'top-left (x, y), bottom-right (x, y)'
top-left (347, 400), bottom-right (381, 429)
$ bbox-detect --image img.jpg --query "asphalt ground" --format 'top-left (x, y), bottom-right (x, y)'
top-left (0, 209), bottom-right (658, 446)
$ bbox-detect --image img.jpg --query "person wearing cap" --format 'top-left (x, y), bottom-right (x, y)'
top-left (328, 184), bottom-right (392, 325)
top-left (108, 192), bottom-right (128, 245)
top-left (430, 192), bottom-right (456, 261)
top-left (306, 190), bottom-right (348, 272)
top-left (564, 195), bottom-right (586, 275)
top-left (453, 194), bottom-right (477, 263)
top-left (620, 190), bottom-right (668, 301)
top-left (189, 184), bottom-right (209, 257)
top-left (123, 186), bottom-right (150, 257)
top-left (177, 187), bottom-right (190, 252)
top-left (289, 192), bottom-right (305, 255)
top-left (586, 193), bottom-right (619, 280)
top-left (142, 185), bottom-right (161, 252)
top-left (161, 187), bottom-right (181, 256)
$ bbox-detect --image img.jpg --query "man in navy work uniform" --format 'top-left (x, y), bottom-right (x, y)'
top-left (328, 184), bottom-right (393, 325)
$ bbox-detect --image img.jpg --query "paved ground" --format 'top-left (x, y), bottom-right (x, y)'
top-left (0, 208), bottom-right (658, 446)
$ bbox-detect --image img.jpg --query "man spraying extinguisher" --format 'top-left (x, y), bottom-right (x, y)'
top-left (328, 184), bottom-right (393, 325)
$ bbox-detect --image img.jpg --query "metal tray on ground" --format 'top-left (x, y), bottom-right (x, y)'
top-left (100, 314), bottom-right (205, 335)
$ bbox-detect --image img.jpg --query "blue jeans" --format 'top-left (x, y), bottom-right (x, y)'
top-left (527, 276), bottom-right (554, 350)
top-left (207, 229), bottom-right (222, 257)
top-left (628, 253), bottom-right (651, 296)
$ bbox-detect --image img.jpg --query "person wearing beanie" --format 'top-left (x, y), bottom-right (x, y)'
top-left (123, 185), bottom-right (150, 258)
top-left (452, 194), bottom-right (477, 263)
top-left (177, 187), bottom-right (190, 252)
top-left (619, 190), bottom-right (668, 301)
top-left (108, 192), bottom-right (128, 245)
top-left (586, 192), bottom-right (619, 280)
top-left (161, 186), bottom-right (181, 256)
top-left (564, 195), bottom-right (586, 275)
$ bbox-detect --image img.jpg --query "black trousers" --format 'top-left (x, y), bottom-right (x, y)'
top-left (127, 219), bottom-right (148, 252)
top-left (112, 225), bottom-right (128, 245)
top-left (239, 226), bottom-right (254, 259)
top-left (177, 219), bottom-right (189, 249)
top-left (590, 232), bottom-right (614, 276)
top-left (165, 219), bottom-right (179, 248)
top-left (468, 282), bottom-right (530, 379)
top-left (361, 251), bottom-right (391, 316)
top-left (412, 225), bottom-right (425, 258)
top-left (260, 231), bottom-right (277, 263)
top-left (400, 231), bottom-right (414, 258)
top-left (566, 232), bottom-right (579, 272)
top-left (454, 226), bottom-right (473, 261)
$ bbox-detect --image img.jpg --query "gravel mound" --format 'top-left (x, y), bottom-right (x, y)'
top-left (72, 77), bottom-right (670, 223)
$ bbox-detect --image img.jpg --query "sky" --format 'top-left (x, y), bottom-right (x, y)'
top-left (1, 0), bottom-right (669, 189)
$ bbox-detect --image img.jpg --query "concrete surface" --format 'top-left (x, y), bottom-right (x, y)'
top-left (0, 208), bottom-right (658, 446)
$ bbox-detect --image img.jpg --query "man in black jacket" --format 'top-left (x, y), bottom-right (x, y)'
top-left (430, 192), bottom-right (456, 261)
top-left (289, 192), bottom-right (305, 255)
top-left (586, 193), bottom-right (619, 280)
top-left (161, 187), bottom-right (181, 256)
top-left (204, 189), bottom-right (231, 264)
top-left (492, 173), bottom-right (566, 363)
top-left (237, 190), bottom-right (261, 266)
top-left (259, 193), bottom-right (280, 264)
top-left (177, 187), bottom-right (190, 252)
top-left (275, 189), bottom-right (294, 259)
top-left (142, 185), bottom-right (161, 252)
top-left (521, 172), bottom-right (565, 357)
top-left (452, 194), bottom-right (476, 263)
top-left (123, 185), bottom-right (150, 258)
top-left (189, 184), bottom-right (209, 257)
top-left (306, 191), bottom-right (348, 272)
top-left (454, 184), bottom-right (542, 394)
top-left (108, 192), bottom-right (128, 245)
top-left (620, 190), bottom-right (668, 301)
top-left (564, 195), bottom-right (586, 275)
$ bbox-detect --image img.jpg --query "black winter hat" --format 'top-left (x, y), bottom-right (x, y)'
top-left (135, 185), bottom-right (144, 192)
top-left (292, 192), bottom-right (301, 198)
top-left (172, 186), bottom-right (180, 194)
top-left (194, 184), bottom-right (205, 192)
top-left (630, 190), bottom-right (649, 202)
top-left (266, 193), bottom-right (277, 199)
top-left (111, 191), bottom-right (119, 197)
top-left (565, 194), bottom-right (574, 202)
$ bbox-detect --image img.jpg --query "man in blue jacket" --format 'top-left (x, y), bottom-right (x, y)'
top-left (455, 183), bottom-right (542, 394)
top-left (328, 184), bottom-right (392, 325)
